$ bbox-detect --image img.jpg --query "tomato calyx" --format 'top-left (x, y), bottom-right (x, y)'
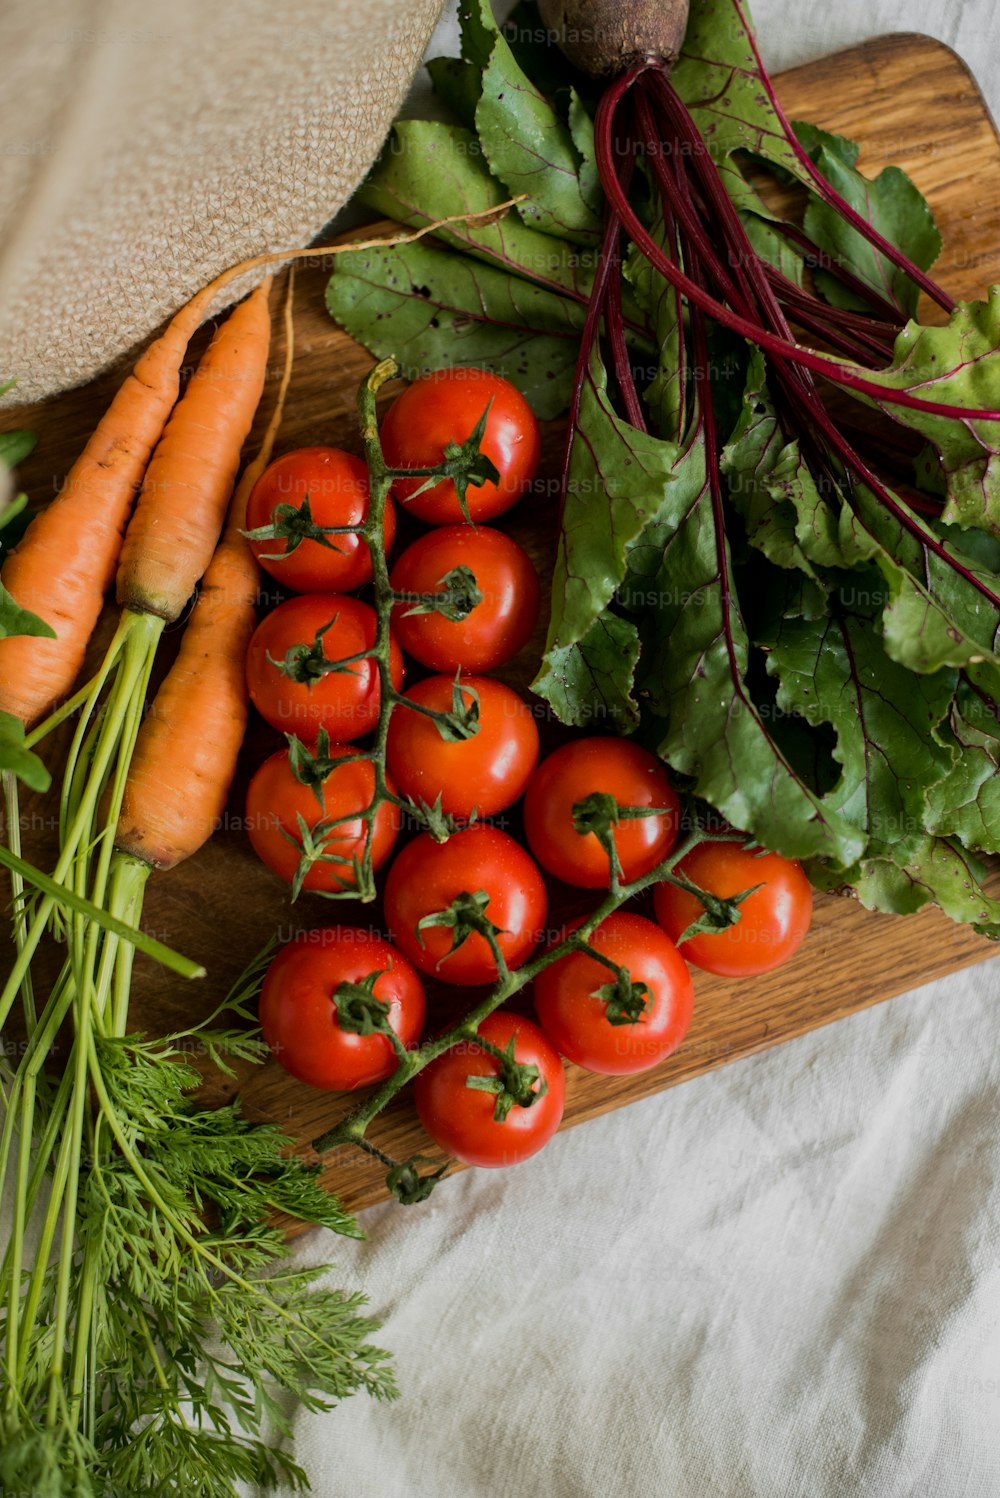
top-left (242, 494), bottom-right (359, 561)
top-left (399, 674), bottom-right (481, 743)
top-left (560, 928), bottom-right (652, 1025)
top-left (389, 400), bottom-right (501, 523)
top-left (572, 792), bottom-right (678, 837)
top-left (401, 791), bottom-right (473, 844)
top-left (347, 1134), bottom-right (449, 1206)
top-left (593, 969), bottom-right (652, 1027)
top-left (385, 1154), bottom-right (450, 1205)
top-left (331, 971), bottom-right (415, 1068)
top-left (416, 888), bottom-right (508, 972)
top-left (658, 865), bottom-right (764, 943)
top-left (281, 812), bottom-right (363, 902)
top-left (392, 564), bottom-right (483, 622)
top-left (265, 617), bottom-right (370, 688)
top-left (463, 1032), bottom-right (549, 1122)
top-left (571, 791), bottom-right (678, 886)
top-left (286, 730), bottom-right (367, 810)
top-left (331, 969), bottom-right (392, 1033)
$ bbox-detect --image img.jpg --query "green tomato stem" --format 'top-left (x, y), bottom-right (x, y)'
top-left (311, 826), bottom-right (724, 1156)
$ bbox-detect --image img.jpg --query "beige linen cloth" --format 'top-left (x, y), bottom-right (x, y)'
top-left (0, 0), bottom-right (442, 404)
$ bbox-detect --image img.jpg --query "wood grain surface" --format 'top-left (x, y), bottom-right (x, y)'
top-left (3, 33), bottom-right (999, 1224)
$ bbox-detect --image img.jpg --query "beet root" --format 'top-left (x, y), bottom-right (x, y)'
top-left (536, 0), bottom-right (690, 77)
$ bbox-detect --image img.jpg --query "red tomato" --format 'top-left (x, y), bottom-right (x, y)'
top-left (385, 675), bottom-right (539, 820)
top-left (383, 825), bottom-right (547, 986)
top-left (244, 446), bottom-right (396, 593)
top-left (534, 913), bottom-right (693, 1075)
top-left (245, 745), bottom-right (400, 894)
top-left (653, 841), bottom-right (813, 977)
top-left (259, 928), bottom-right (424, 1091)
top-left (245, 593), bottom-right (403, 742)
top-left (380, 368), bottom-right (540, 525)
top-left (389, 525), bottom-right (540, 672)
top-left (414, 1011), bottom-right (565, 1167)
top-left (523, 738), bottom-right (680, 888)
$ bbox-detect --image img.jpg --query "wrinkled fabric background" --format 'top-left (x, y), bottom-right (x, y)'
top-left (0, 0), bottom-right (442, 403)
top-left (242, 6), bottom-right (1000, 1495)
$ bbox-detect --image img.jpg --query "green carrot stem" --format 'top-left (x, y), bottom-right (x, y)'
top-left (68, 855), bottom-right (149, 1425)
top-left (0, 615), bottom-right (169, 1033)
top-left (22, 674), bottom-right (116, 750)
top-left (45, 971), bottom-right (94, 1424)
top-left (71, 623), bottom-right (159, 1015)
top-left (2, 770), bottom-right (36, 1029)
top-left (0, 844), bottom-right (202, 989)
top-left (0, 961), bottom-right (76, 1334)
top-left (14, 1064), bottom-right (80, 1384)
top-left (57, 612), bottom-right (131, 844)
top-left (10, 1048), bottom-right (74, 1246)
top-left (3, 1072), bottom-right (37, 1393)
top-left (107, 855), bottom-right (150, 1036)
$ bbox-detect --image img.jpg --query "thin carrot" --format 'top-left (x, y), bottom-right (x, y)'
top-left (112, 540), bottom-right (257, 870)
top-left (0, 272), bottom-right (260, 727)
top-left (116, 278), bottom-right (272, 621)
top-left (114, 272), bottom-right (295, 871)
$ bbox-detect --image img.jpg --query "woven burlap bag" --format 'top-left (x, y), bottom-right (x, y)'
top-left (0, 0), bottom-right (443, 404)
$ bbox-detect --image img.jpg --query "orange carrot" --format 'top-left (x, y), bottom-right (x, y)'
top-left (116, 279), bottom-right (272, 622)
top-left (114, 273), bottom-right (295, 870)
top-left (0, 273), bottom-right (265, 727)
top-left (112, 538), bottom-right (256, 870)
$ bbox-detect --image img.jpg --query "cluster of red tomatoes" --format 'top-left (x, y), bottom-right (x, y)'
top-left (241, 368), bottom-right (813, 1171)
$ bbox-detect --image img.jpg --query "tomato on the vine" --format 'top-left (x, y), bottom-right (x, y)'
top-left (534, 913), bottom-right (693, 1076)
top-left (653, 841), bottom-right (813, 977)
top-left (259, 928), bottom-right (424, 1091)
top-left (523, 738), bottom-right (681, 888)
top-left (245, 593), bottom-right (403, 741)
top-left (414, 1011), bottom-right (565, 1167)
top-left (389, 525), bottom-right (540, 672)
top-left (245, 745), bottom-right (400, 895)
top-left (380, 368), bottom-right (540, 525)
top-left (385, 675), bottom-right (539, 820)
top-left (244, 446), bottom-right (396, 593)
top-left (383, 825), bottom-right (547, 986)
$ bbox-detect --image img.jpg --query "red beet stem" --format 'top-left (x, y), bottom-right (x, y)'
top-left (594, 66), bottom-right (1000, 423)
top-left (557, 185), bottom-right (624, 511)
top-left (764, 219), bottom-right (906, 327)
top-left (732, 0), bottom-right (955, 314)
top-left (605, 130), bottom-right (647, 431)
top-left (594, 62), bottom-right (996, 618)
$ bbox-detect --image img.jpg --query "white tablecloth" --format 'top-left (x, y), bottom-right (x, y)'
top-left (254, 4), bottom-right (1000, 1494)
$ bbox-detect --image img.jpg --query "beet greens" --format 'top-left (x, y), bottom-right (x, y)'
top-left (327, 0), bottom-right (1000, 936)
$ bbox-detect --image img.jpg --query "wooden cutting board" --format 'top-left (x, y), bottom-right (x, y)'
top-left (4, 33), bottom-right (1000, 1224)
